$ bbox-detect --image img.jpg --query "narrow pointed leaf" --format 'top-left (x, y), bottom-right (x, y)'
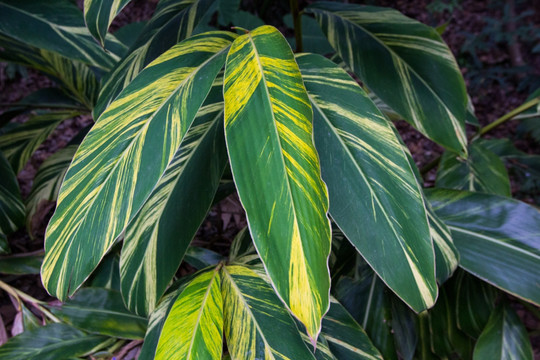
top-left (0, 323), bottom-right (107, 360)
top-left (120, 80), bottom-right (227, 316)
top-left (224, 26), bottom-right (331, 339)
top-left (426, 202), bottom-right (458, 283)
top-left (184, 247), bottom-right (224, 270)
top-left (0, 232), bottom-right (9, 254)
top-left (0, 152), bottom-right (24, 235)
top-left (84, 0), bottom-right (131, 46)
top-left (0, 253), bottom-right (43, 275)
top-left (321, 298), bottom-right (383, 360)
top-left (297, 53), bottom-right (436, 311)
top-left (473, 302), bottom-right (533, 360)
top-left (427, 188), bottom-right (540, 305)
top-left (156, 268), bottom-right (223, 360)
top-left (41, 31), bottom-right (236, 300)
top-left (0, 0), bottom-right (117, 70)
top-left (221, 265), bottom-right (316, 360)
top-left (95, 0), bottom-right (214, 117)
top-left (306, 2), bottom-right (468, 155)
top-left (0, 111), bottom-right (79, 173)
top-left (50, 288), bottom-right (147, 339)
top-left (436, 142), bottom-right (511, 196)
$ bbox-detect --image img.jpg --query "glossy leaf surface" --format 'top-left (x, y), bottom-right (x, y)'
top-left (0, 152), bottom-right (24, 235)
top-left (0, 323), bottom-right (106, 360)
top-left (298, 53), bottom-right (436, 311)
top-left (473, 303), bottom-right (533, 360)
top-left (120, 80), bottom-right (227, 316)
top-left (84, 0), bottom-right (131, 46)
top-left (0, 0), bottom-right (117, 70)
top-left (427, 188), bottom-right (540, 305)
top-left (50, 288), bottom-right (147, 339)
top-left (221, 265), bottom-right (316, 359)
top-left (436, 142), bottom-right (511, 196)
top-left (41, 31), bottom-right (236, 300)
top-left (224, 26), bottom-right (331, 338)
top-left (426, 202), bottom-right (458, 283)
top-left (156, 269), bottom-right (223, 360)
top-left (0, 253), bottom-right (43, 275)
top-left (307, 2), bottom-right (468, 155)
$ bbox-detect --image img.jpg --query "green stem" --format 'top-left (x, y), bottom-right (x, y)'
top-left (289, 0), bottom-right (303, 52)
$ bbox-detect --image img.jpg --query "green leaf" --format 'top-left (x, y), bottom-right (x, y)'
top-left (0, 111), bottom-right (80, 173)
top-left (231, 11), bottom-right (265, 31)
top-left (0, 252), bottom-right (43, 275)
top-left (0, 152), bottom-right (24, 235)
top-left (26, 145), bottom-right (77, 235)
top-left (221, 265), bottom-right (316, 359)
top-left (426, 202), bottom-right (458, 284)
top-left (390, 297), bottom-right (417, 360)
top-left (454, 271), bottom-right (497, 338)
top-left (436, 142), bottom-right (511, 196)
top-left (0, 0), bottom-right (117, 70)
top-left (0, 323), bottom-right (107, 360)
top-left (283, 14), bottom-right (334, 54)
top-left (86, 252), bottom-right (120, 290)
top-left (94, 0), bottom-right (214, 118)
top-left (427, 188), bottom-right (540, 305)
top-left (120, 79), bottom-right (228, 316)
top-left (41, 31), bottom-right (236, 301)
top-left (184, 247), bottom-right (224, 270)
top-left (0, 232), bottom-right (9, 254)
top-left (50, 288), bottom-right (147, 339)
top-left (84, 0), bottom-right (131, 46)
top-left (297, 53), bottom-right (436, 311)
top-left (306, 2), bottom-right (468, 155)
top-left (224, 26), bottom-right (331, 339)
top-left (473, 302), bottom-right (533, 360)
top-left (156, 268), bottom-right (223, 360)
top-left (321, 298), bottom-right (384, 360)
top-left (218, 0), bottom-right (240, 25)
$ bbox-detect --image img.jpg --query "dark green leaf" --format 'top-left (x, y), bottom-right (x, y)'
top-left (284, 14), bottom-right (334, 54)
top-left (83, 0), bottom-right (131, 46)
top-left (0, 152), bottom-right (24, 234)
top-left (0, 252), bottom-right (43, 275)
top-left (184, 247), bottom-right (224, 270)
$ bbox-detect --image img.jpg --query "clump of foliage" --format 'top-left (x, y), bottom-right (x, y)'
top-left (0, 0), bottom-right (539, 359)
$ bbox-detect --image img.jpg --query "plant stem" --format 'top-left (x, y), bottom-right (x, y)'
top-left (0, 279), bottom-right (61, 323)
top-left (289, 0), bottom-right (303, 52)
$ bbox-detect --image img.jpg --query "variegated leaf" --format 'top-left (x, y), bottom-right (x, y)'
top-left (0, 111), bottom-right (80, 173)
top-left (0, 152), bottom-right (24, 235)
top-left (436, 142), bottom-right (511, 196)
top-left (297, 53), bottom-right (436, 311)
top-left (426, 202), bottom-right (458, 283)
top-left (0, 0), bottom-right (118, 70)
top-left (41, 31), bottom-right (236, 300)
top-left (84, 0), bottom-right (131, 46)
top-left (427, 188), bottom-right (540, 305)
top-left (306, 2), bottom-right (468, 155)
top-left (120, 79), bottom-right (228, 316)
top-left (224, 26), bottom-right (331, 339)
top-left (221, 265), bottom-right (316, 360)
top-left (26, 145), bottom-right (77, 235)
top-left (95, 0), bottom-right (214, 118)
top-left (156, 268), bottom-right (223, 360)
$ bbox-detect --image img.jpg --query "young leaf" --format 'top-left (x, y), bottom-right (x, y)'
top-left (427, 188), bottom-right (540, 305)
top-left (156, 268), bottom-right (223, 360)
top-left (120, 79), bottom-right (228, 316)
top-left (41, 31), bottom-right (237, 301)
top-left (297, 53), bottom-right (436, 311)
top-left (83, 0), bottom-right (132, 46)
top-left (306, 2), bottom-right (468, 155)
top-left (49, 288), bottom-right (147, 339)
top-left (224, 25), bottom-right (332, 339)
top-left (0, 0), bottom-right (118, 70)
top-left (436, 142), bottom-right (511, 196)
top-left (221, 265), bottom-right (316, 359)
top-left (0, 152), bottom-right (24, 235)
top-left (0, 323), bottom-right (107, 360)
top-left (473, 302), bottom-right (533, 360)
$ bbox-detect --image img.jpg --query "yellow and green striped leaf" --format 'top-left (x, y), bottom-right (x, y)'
top-left (0, 152), bottom-right (24, 235)
top-left (41, 31), bottom-right (236, 301)
top-left (436, 142), bottom-right (511, 196)
top-left (306, 2), bottom-right (468, 155)
top-left (156, 268), bottom-right (223, 360)
top-left (297, 53), bottom-right (436, 311)
top-left (95, 0), bottom-right (214, 118)
top-left (120, 79), bottom-right (228, 316)
top-left (84, 0), bottom-right (132, 46)
top-left (223, 26), bottom-right (332, 339)
top-left (0, 111), bottom-right (80, 173)
top-left (0, 0), bottom-right (118, 70)
top-left (221, 265), bottom-right (317, 360)
top-left (427, 188), bottom-right (540, 305)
